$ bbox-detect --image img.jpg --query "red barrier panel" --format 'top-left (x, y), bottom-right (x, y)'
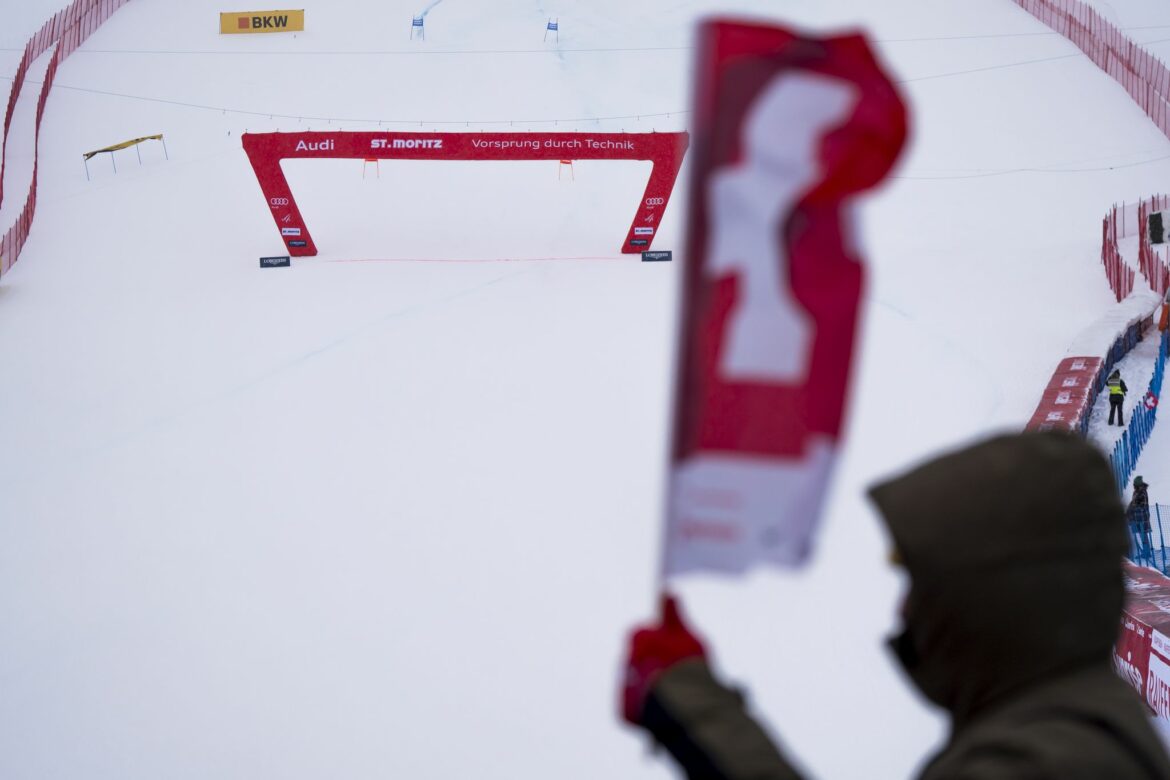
top-left (241, 131), bottom-right (689, 256)
top-left (0, 0), bottom-right (131, 278)
top-left (1121, 562), bottom-right (1170, 730)
top-left (1024, 355), bottom-right (1103, 432)
top-left (1015, 0), bottom-right (1170, 147)
top-left (1117, 610), bottom-right (1153, 704)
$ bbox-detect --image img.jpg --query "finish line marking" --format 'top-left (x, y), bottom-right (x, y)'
top-left (320, 255), bottom-right (632, 264)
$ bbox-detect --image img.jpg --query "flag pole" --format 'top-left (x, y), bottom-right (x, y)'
top-left (654, 216), bottom-right (690, 600)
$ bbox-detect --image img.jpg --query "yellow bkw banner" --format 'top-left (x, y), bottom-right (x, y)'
top-left (220, 10), bottom-right (305, 34)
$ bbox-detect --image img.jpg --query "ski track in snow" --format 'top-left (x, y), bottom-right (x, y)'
top-left (14, 266), bottom-right (536, 482)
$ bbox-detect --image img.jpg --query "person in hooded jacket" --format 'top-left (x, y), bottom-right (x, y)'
top-left (1128, 476), bottom-right (1153, 565)
top-left (621, 432), bottom-right (1170, 779)
top-left (1107, 369), bottom-right (1129, 426)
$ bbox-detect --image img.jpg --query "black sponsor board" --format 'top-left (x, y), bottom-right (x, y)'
top-left (641, 250), bottom-right (673, 262)
top-left (630, 239), bottom-right (649, 246)
top-left (260, 255), bottom-right (291, 268)
top-left (288, 240), bottom-right (308, 248)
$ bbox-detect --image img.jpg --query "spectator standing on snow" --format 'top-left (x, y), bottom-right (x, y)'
top-left (621, 432), bottom-right (1170, 779)
top-left (1107, 369), bottom-right (1128, 426)
top-left (1128, 476), bottom-right (1153, 565)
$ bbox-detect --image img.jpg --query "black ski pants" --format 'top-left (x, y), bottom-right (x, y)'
top-left (1109, 394), bottom-right (1125, 425)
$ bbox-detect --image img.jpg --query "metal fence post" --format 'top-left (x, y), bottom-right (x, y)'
top-left (1158, 505), bottom-right (1168, 574)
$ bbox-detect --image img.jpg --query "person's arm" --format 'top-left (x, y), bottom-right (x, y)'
top-left (1121, 380), bottom-right (1129, 394)
top-left (644, 659), bottom-right (803, 780)
top-left (621, 596), bottom-right (804, 780)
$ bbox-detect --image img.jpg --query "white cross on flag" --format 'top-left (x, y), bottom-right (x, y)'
top-left (663, 20), bottom-right (908, 576)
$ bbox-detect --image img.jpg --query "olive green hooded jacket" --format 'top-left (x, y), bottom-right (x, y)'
top-left (643, 432), bottom-right (1170, 779)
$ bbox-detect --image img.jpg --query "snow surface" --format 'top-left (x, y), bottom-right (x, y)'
top-left (1088, 324), bottom-right (1162, 454)
top-left (1133, 369), bottom-right (1170, 503)
top-left (0, 0), bottom-right (68, 78)
top-left (1066, 288), bottom-right (1162, 359)
top-left (5, 0), bottom-right (1170, 777)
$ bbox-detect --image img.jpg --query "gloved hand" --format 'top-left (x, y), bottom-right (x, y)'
top-left (621, 594), bottom-right (708, 725)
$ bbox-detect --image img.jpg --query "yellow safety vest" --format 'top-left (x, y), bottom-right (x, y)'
top-left (1108, 379), bottom-right (1124, 395)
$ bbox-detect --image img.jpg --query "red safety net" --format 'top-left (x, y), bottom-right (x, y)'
top-left (1015, 0), bottom-right (1170, 141)
top-left (0, 0), bottom-right (132, 278)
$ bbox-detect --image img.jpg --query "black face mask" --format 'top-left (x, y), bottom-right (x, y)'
top-left (889, 625), bottom-right (917, 672)
top-left (887, 623), bottom-right (952, 711)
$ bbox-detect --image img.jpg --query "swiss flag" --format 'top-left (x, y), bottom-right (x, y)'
top-left (663, 20), bottom-right (908, 575)
top-left (238, 17), bottom-right (250, 29)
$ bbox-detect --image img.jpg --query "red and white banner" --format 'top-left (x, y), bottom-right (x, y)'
top-left (241, 131), bottom-right (688, 256)
top-left (1116, 612), bottom-right (1153, 702)
top-left (1024, 355), bottom-right (1103, 433)
top-left (663, 21), bottom-right (907, 575)
top-left (1121, 562), bottom-right (1170, 735)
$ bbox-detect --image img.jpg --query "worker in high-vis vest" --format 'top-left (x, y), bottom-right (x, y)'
top-left (1107, 369), bottom-right (1128, 426)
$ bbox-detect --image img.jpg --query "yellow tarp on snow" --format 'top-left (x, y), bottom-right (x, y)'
top-left (83, 135), bottom-right (164, 161)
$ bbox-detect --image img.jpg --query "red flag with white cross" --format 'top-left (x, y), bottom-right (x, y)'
top-left (663, 20), bottom-right (908, 576)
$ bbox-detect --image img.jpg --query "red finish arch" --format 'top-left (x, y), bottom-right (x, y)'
top-left (241, 131), bottom-right (689, 256)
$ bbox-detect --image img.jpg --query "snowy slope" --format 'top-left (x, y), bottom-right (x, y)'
top-left (5, 1), bottom-right (1170, 778)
